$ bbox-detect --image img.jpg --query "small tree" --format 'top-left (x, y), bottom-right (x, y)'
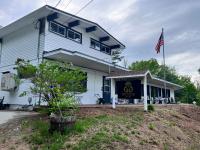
top-left (16, 60), bottom-right (87, 116)
top-left (112, 49), bottom-right (124, 65)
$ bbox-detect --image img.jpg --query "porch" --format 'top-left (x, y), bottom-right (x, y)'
top-left (106, 70), bottom-right (182, 111)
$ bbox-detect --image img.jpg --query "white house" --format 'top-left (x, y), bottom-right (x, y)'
top-left (0, 5), bottom-right (182, 110)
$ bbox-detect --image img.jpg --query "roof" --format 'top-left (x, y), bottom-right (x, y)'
top-left (107, 70), bottom-right (183, 90)
top-left (0, 5), bottom-right (125, 49)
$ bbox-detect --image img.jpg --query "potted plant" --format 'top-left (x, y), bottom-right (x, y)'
top-left (15, 58), bottom-right (36, 79)
top-left (48, 90), bottom-right (79, 133)
top-left (16, 59), bottom-right (87, 133)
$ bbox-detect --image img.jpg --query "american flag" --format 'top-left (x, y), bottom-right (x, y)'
top-left (155, 31), bottom-right (164, 53)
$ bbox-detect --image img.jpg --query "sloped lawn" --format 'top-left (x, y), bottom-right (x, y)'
top-left (20, 109), bottom-right (144, 150)
top-left (0, 105), bottom-right (200, 150)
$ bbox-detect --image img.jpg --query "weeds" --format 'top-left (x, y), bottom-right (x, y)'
top-left (148, 123), bottom-right (155, 130)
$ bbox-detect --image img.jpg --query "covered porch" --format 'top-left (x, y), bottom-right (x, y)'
top-left (107, 71), bottom-right (182, 111)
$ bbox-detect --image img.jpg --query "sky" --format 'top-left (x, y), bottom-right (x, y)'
top-left (0, 0), bottom-right (200, 81)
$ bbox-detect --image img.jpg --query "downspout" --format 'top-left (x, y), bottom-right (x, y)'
top-left (36, 18), bottom-right (46, 105)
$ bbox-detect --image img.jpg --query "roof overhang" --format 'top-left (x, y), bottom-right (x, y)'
top-left (0, 5), bottom-right (125, 49)
top-left (43, 49), bottom-right (129, 73)
top-left (106, 71), bottom-right (183, 90)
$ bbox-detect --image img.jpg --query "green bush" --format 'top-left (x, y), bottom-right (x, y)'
top-left (148, 104), bottom-right (155, 112)
top-left (15, 58), bottom-right (36, 79)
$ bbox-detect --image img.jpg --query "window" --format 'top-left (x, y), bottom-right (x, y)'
top-left (49, 21), bottom-right (82, 44)
top-left (49, 22), bottom-right (66, 37)
top-left (67, 29), bottom-right (81, 43)
top-left (90, 39), bottom-right (100, 50)
top-left (101, 44), bottom-right (110, 54)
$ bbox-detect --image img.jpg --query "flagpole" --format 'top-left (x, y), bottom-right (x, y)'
top-left (162, 28), bottom-right (167, 100)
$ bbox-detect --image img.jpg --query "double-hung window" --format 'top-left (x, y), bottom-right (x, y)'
top-left (67, 29), bottom-right (81, 43)
top-left (49, 22), bottom-right (66, 37)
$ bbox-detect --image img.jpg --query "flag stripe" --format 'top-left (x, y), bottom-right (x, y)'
top-left (155, 31), bottom-right (164, 53)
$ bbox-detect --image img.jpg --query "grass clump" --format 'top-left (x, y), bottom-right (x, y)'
top-left (23, 119), bottom-right (66, 150)
top-left (148, 104), bottom-right (155, 112)
top-left (112, 133), bottom-right (128, 143)
top-left (74, 115), bottom-right (108, 133)
top-left (148, 123), bottom-right (155, 130)
top-left (73, 131), bottom-right (110, 150)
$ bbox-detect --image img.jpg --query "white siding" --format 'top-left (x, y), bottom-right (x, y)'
top-left (0, 23), bottom-right (39, 66)
top-left (44, 21), bottom-right (112, 63)
top-left (78, 67), bottom-right (108, 104)
top-left (0, 23), bottom-right (40, 105)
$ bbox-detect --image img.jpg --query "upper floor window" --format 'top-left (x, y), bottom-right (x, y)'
top-left (90, 39), bottom-right (100, 50)
top-left (67, 29), bottom-right (81, 43)
top-left (90, 38), bottom-right (111, 55)
top-left (101, 44), bottom-right (111, 55)
top-left (49, 22), bottom-right (66, 37)
top-left (49, 21), bottom-right (82, 44)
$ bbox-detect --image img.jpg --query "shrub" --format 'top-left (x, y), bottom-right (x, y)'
top-left (148, 104), bottom-right (155, 112)
top-left (15, 58), bottom-right (36, 79)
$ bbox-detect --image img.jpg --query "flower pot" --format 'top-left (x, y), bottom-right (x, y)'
top-left (49, 114), bottom-right (76, 133)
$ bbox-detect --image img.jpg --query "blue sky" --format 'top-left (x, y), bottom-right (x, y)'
top-left (0, 0), bottom-right (200, 81)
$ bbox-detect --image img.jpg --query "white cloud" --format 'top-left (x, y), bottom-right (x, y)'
top-left (158, 52), bottom-right (200, 81)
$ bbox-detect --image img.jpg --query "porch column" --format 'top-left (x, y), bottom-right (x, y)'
top-left (144, 75), bottom-right (148, 111)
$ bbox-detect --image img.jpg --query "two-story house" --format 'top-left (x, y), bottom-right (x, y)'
top-left (0, 5), bottom-right (181, 111)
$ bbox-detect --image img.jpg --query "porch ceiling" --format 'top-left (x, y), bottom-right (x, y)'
top-left (43, 49), bottom-right (128, 73)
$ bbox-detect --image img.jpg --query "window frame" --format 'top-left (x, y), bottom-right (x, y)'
top-left (49, 21), bottom-right (82, 44)
top-left (90, 38), bottom-right (111, 55)
top-left (49, 21), bottom-right (66, 37)
top-left (67, 29), bottom-right (82, 44)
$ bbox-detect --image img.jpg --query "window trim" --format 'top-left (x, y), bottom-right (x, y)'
top-left (49, 21), bottom-right (82, 44)
top-left (90, 38), bottom-right (111, 55)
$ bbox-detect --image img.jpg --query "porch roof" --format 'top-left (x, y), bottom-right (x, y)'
top-left (43, 48), bottom-right (129, 73)
top-left (106, 70), bottom-right (183, 90)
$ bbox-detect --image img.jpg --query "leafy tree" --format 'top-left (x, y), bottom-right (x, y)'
top-left (129, 58), bottom-right (160, 75)
top-left (175, 76), bottom-right (198, 104)
top-left (16, 60), bottom-right (87, 115)
top-left (112, 49), bottom-right (124, 65)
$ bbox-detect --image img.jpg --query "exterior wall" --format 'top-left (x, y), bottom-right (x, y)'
top-left (44, 21), bottom-right (112, 63)
top-left (0, 23), bottom-right (39, 66)
top-left (78, 67), bottom-right (108, 104)
top-left (0, 23), bottom-right (41, 106)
